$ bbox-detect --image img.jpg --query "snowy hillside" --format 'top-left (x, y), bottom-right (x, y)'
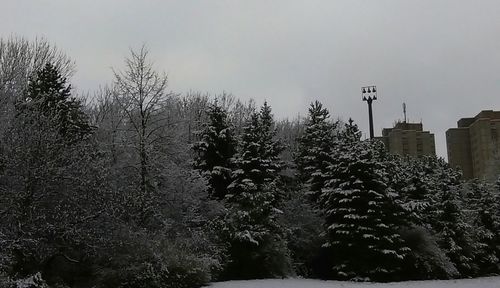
top-left (209, 277), bottom-right (500, 288)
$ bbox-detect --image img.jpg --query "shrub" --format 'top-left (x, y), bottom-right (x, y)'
top-left (400, 227), bottom-right (458, 280)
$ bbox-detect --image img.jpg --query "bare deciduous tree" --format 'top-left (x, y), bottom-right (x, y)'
top-left (112, 45), bottom-right (175, 201)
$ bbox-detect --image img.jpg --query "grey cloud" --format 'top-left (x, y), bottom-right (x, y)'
top-left (2, 0), bottom-right (500, 158)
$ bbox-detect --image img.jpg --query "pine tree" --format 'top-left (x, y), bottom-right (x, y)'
top-left (319, 121), bottom-right (410, 281)
top-left (222, 103), bottom-right (290, 279)
top-left (464, 180), bottom-right (500, 275)
top-left (433, 185), bottom-right (477, 276)
top-left (192, 101), bottom-right (237, 200)
top-left (387, 156), bottom-right (460, 279)
top-left (390, 155), bottom-right (486, 278)
top-left (20, 63), bottom-right (93, 141)
top-left (388, 157), bottom-right (433, 219)
top-left (295, 101), bottom-right (337, 202)
top-left (405, 157), bottom-right (479, 277)
top-left (258, 102), bottom-right (285, 186)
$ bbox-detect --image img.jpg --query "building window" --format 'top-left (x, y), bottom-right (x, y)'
top-left (416, 137), bottom-right (423, 155)
top-left (402, 137), bottom-right (409, 155)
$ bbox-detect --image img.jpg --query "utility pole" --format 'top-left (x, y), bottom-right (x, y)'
top-left (362, 85), bottom-right (377, 139)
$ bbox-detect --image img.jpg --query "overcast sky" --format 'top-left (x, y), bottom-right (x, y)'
top-left (2, 0), bottom-right (500, 158)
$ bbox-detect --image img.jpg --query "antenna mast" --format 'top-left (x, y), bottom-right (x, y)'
top-left (403, 102), bottom-right (407, 123)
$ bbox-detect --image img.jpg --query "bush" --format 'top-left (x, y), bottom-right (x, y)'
top-left (400, 227), bottom-right (458, 280)
top-left (92, 223), bottom-right (218, 288)
top-left (0, 272), bottom-right (54, 288)
top-left (280, 191), bottom-right (324, 278)
top-left (96, 247), bottom-right (212, 288)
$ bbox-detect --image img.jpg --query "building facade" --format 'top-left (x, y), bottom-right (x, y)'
top-left (446, 110), bottom-right (500, 180)
top-left (378, 122), bottom-right (436, 157)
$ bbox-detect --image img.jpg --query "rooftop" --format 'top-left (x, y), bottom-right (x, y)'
top-left (457, 110), bottom-right (500, 128)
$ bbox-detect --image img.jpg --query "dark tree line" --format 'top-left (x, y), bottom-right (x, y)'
top-left (1, 38), bottom-right (500, 288)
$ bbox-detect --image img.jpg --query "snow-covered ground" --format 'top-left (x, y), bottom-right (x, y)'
top-left (209, 277), bottom-right (500, 288)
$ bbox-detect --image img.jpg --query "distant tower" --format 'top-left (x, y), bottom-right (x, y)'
top-left (361, 85), bottom-right (377, 139)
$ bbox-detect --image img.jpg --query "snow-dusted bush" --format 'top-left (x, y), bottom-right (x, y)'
top-left (399, 227), bottom-right (458, 279)
top-left (280, 189), bottom-right (325, 278)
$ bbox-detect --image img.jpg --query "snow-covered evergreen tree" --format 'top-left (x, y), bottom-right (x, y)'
top-left (192, 101), bottom-right (237, 199)
top-left (433, 185), bottom-right (477, 276)
top-left (295, 101), bottom-right (337, 202)
top-left (462, 180), bottom-right (500, 275)
top-left (222, 102), bottom-right (290, 279)
top-left (387, 156), bottom-right (435, 221)
top-left (256, 101), bottom-right (284, 183)
top-left (20, 63), bottom-right (93, 141)
top-left (402, 157), bottom-right (480, 277)
top-left (319, 121), bottom-right (410, 281)
top-left (392, 155), bottom-right (486, 278)
top-left (386, 156), bottom-right (460, 279)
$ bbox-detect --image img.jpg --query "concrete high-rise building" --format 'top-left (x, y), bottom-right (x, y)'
top-left (378, 122), bottom-right (436, 157)
top-left (446, 110), bottom-right (500, 180)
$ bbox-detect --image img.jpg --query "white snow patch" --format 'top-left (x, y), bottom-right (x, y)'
top-left (209, 277), bottom-right (500, 288)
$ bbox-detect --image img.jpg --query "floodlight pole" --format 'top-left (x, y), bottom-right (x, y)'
top-left (362, 85), bottom-right (377, 139)
top-left (367, 98), bottom-right (374, 139)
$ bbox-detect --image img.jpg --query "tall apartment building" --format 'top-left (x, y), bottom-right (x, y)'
top-left (446, 110), bottom-right (500, 180)
top-left (378, 121), bottom-right (436, 157)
